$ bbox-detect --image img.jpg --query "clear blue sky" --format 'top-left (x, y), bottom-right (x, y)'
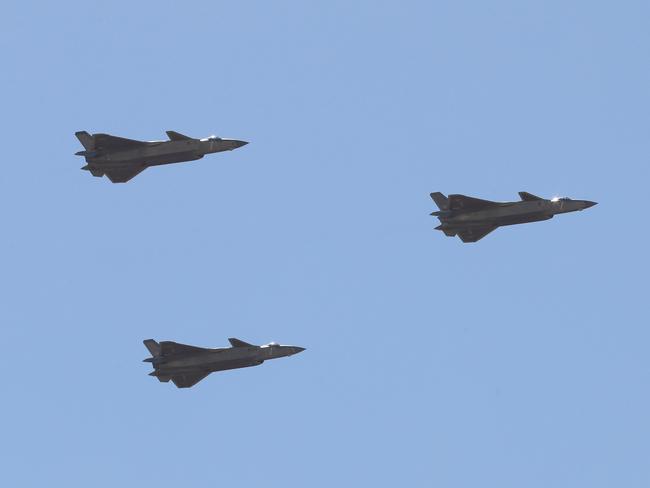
top-left (1, 1), bottom-right (648, 486)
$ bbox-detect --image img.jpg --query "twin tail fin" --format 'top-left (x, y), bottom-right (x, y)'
top-left (430, 192), bottom-right (449, 210)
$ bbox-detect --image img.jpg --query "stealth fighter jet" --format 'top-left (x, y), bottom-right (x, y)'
top-left (143, 338), bottom-right (305, 388)
top-left (431, 191), bottom-right (597, 243)
top-left (75, 130), bottom-right (248, 183)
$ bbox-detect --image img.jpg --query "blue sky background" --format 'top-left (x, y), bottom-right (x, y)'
top-left (1, 1), bottom-right (648, 486)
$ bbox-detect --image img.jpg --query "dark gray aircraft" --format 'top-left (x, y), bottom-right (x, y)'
top-left (431, 191), bottom-right (597, 242)
top-left (143, 338), bottom-right (305, 388)
top-left (75, 130), bottom-right (248, 183)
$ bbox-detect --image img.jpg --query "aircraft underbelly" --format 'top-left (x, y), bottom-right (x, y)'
top-left (450, 211), bottom-right (552, 227)
top-left (143, 152), bottom-right (203, 166)
top-left (92, 150), bottom-right (202, 167)
top-left (497, 213), bottom-right (553, 226)
top-left (156, 358), bottom-right (261, 376)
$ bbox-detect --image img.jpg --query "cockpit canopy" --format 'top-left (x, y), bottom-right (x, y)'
top-left (551, 196), bottom-right (572, 202)
top-left (200, 135), bottom-right (222, 141)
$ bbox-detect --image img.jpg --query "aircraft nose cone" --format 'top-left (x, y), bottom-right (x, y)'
top-left (583, 200), bottom-right (597, 209)
top-left (232, 140), bottom-right (248, 149)
top-left (292, 347), bottom-right (306, 355)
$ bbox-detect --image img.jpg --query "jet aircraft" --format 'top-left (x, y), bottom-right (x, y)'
top-left (143, 338), bottom-right (305, 388)
top-left (75, 130), bottom-right (248, 183)
top-left (431, 191), bottom-right (597, 242)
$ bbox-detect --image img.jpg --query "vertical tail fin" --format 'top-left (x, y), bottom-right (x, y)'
top-left (229, 338), bottom-right (255, 348)
top-left (75, 131), bottom-right (95, 150)
top-left (166, 130), bottom-right (193, 141)
top-left (518, 191), bottom-right (543, 201)
top-left (430, 192), bottom-right (449, 210)
top-left (143, 339), bottom-right (161, 357)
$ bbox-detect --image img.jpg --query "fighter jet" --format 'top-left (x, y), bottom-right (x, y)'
top-left (431, 191), bottom-right (597, 243)
top-left (143, 338), bottom-right (305, 388)
top-left (75, 130), bottom-right (248, 183)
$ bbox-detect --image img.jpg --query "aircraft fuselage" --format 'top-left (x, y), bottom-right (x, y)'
top-left (143, 340), bottom-right (305, 387)
top-left (75, 131), bottom-right (248, 182)
top-left (431, 192), bottom-right (597, 242)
